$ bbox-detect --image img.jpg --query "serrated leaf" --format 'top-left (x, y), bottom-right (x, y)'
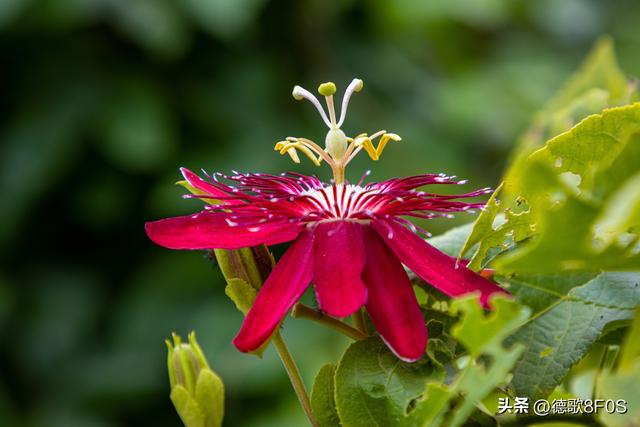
top-left (505, 272), bottom-right (640, 399)
top-left (170, 386), bottom-right (205, 427)
top-left (450, 295), bottom-right (530, 358)
top-left (504, 37), bottom-right (633, 192)
top-left (443, 296), bottom-right (529, 427)
top-left (458, 184), bottom-right (503, 266)
top-left (310, 364), bottom-right (340, 427)
top-left (458, 184), bottom-right (534, 271)
top-left (195, 370), bottom-right (224, 427)
top-left (477, 39), bottom-right (640, 274)
top-left (406, 383), bottom-right (451, 427)
top-left (334, 337), bottom-right (438, 427)
top-left (496, 103), bottom-right (640, 273)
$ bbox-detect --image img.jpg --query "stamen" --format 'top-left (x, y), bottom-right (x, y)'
top-left (337, 78), bottom-right (363, 128)
top-left (274, 140), bottom-right (322, 166)
top-left (292, 85), bottom-right (331, 128)
top-left (354, 133), bottom-right (402, 161)
top-left (283, 79), bottom-right (400, 184)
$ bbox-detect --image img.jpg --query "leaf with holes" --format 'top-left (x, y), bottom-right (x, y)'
top-left (496, 103), bottom-right (640, 273)
top-left (504, 272), bottom-right (640, 399)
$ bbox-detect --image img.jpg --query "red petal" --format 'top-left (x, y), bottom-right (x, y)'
top-left (362, 227), bottom-right (427, 362)
top-left (145, 211), bottom-right (302, 250)
top-left (372, 220), bottom-right (507, 308)
top-left (233, 230), bottom-right (314, 352)
top-left (181, 168), bottom-right (241, 203)
top-left (313, 221), bottom-right (367, 317)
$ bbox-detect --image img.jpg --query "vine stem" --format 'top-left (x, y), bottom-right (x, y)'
top-left (292, 303), bottom-right (368, 340)
top-left (272, 332), bottom-right (319, 427)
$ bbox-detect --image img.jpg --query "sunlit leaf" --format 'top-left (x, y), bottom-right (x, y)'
top-left (497, 103), bottom-right (640, 272)
top-left (458, 183), bottom-right (534, 271)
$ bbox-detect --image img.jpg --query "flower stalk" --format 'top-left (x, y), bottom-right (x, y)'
top-left (272, 332), bottom-right (320, 427)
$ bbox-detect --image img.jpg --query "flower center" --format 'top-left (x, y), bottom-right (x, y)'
top-left (300, 184), bottom-right (380, 221)
top-left (274, 79), bottom-right (402, 185)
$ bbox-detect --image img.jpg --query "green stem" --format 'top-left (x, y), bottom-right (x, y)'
top-left (353, 309), bottom-right (367, 335)
top-left (292, 303), bottom-right (368, 340)
top-left (272, 332), bottom-right (319, 427)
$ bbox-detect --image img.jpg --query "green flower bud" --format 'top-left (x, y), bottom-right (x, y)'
top-left (166, 332), bottom-right (224, 427)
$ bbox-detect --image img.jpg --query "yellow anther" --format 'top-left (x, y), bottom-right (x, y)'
top-left (274, 140), bottom-right (322, 166)
top-left (354, 136), bottom-right (378, 160)
top-left (354, 133), bottom-right (402, 161)
top-left (286, 147), bottom-right (301, 163)
top-left (318, 82), bottom-right (336, 97)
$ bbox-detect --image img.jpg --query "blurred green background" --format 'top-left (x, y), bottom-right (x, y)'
top-left (1, 0), bottom-right (639, 426)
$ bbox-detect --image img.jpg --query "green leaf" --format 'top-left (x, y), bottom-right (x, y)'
top-left (597, 308), bottom-right (640, 427)
top-left (593, 170), bottom-right (640, 247)
top-left (310, 364), bottom-right (340, 427)
top-left (457, 183), bottom-right (503, 267)
top-left (170, 386), bottom-right (205, 427)
top-left (450, 295), bottom-right (530, 358)
top-left (504, 37), bottom-right (633, 191)
top-left (334, 337), bottom-right (438, 427)
top-left (505, 272), bottom-right (640, 399)
top-left (471, 39), bottom-right (640, 274)
top-left (195, 370), bottom-right (225, 427)
top-left (442, 296), bottom-right (529, 427)
top-left (496, 103), bottom-right (640, 273)
top-left (458, 183), bottom-right (534, 271)
top-left (331, 296), bottom-right (529, 427)
top-left (406, 383), bottom-right (451, 427)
